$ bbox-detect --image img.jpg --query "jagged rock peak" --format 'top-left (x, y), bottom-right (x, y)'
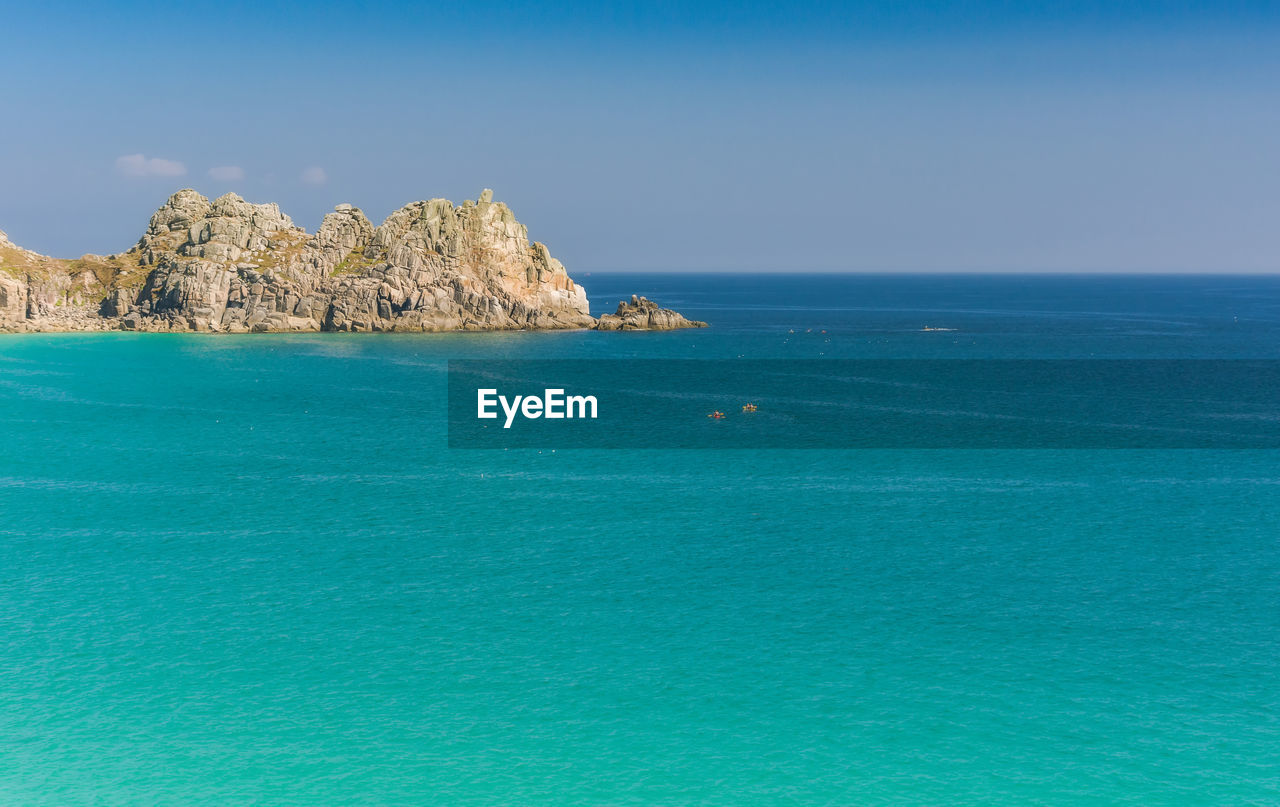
top-left (146, 189), bottom-right (213, 236)
top-left (209, 192), bottom-right (293, 230)
top-left (1, 188), bottom-right (707, 333)
top-left (312, 204), bottom-right (374, 257)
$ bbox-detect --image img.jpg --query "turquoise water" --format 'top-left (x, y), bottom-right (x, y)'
top-left (2, 275), bottom-right (1278, 805)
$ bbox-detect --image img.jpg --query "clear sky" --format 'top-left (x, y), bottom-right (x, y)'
top-left (2, 1), bottom-right (1278, 271)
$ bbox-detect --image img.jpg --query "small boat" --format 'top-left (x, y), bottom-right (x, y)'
top-left (742, 403), bottom-right (757, 413)
top-left (708, 411), bottom-right (726, 419)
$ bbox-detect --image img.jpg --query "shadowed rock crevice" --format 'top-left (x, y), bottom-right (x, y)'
top-left (0, 190), bottom-right (704, 333)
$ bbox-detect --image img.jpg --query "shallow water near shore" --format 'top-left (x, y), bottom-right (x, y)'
top-left (1, 274), bottom-right (1278, 805)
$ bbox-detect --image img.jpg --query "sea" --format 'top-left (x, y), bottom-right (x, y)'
top-left (1, 274), bottom-right (1278, 805)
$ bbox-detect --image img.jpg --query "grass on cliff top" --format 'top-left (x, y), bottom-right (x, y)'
top-left (250, 233), bottom-right (310, 275)
top-left (66, 253), bottom-right (145, 290)
top-left (1, 242), bottom-right (145, 296)
top-left (0, 243), bottom-right (59, 277)
top-left (331, 249), bottom-right (380, 276)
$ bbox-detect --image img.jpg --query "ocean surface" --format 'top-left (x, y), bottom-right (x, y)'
top-left (1, 274), bottom-right (1278, 805)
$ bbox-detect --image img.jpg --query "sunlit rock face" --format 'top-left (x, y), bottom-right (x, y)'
top-left (594, 295), bottom-right (708, 331)
top-left (0, 190), bottom-right (702, 333)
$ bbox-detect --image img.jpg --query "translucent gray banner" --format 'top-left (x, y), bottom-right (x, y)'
top-left (448, 360), bottom-right (1280, 448)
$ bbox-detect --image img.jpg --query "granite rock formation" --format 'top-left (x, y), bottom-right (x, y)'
top-left (593, 295), bottom-right (708, 331)
top-left (1, 190), bottom-right (702, 333)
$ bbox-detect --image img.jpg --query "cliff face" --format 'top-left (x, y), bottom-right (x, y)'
top-left (1, 229), bottom-right (137, 330)
top-left (1, 189), bottom-right (695, 333)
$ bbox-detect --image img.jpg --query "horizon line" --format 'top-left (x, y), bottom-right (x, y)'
top-left (579, 268), bottom-right (1280, 276)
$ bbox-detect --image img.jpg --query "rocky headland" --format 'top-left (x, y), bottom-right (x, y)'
top-left (0, 190), bottom-right (702, 334)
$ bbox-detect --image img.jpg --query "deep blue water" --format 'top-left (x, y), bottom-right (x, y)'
top-left (1, 274), bottom-right (1277, 804)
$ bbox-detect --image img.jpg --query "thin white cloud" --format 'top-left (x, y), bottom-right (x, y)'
top-left (300, 166), bottom-right (327, 186)
top-left (208, 165), bottom-right (245, 182)
top-left (116, 154), bottom-right (186, 178)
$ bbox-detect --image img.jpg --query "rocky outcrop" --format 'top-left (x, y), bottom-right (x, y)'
top-left (0, 190), bottom-right (704, 333)
top-left (0, 231), bottom-right (31, 325)
top-left (0, 230), bottom-right (122, 330)
top-left (593, 295), bottom-right (707, 331)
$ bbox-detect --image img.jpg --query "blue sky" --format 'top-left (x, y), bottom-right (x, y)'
top-left (2, 1), bottom-right (1278, 271)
